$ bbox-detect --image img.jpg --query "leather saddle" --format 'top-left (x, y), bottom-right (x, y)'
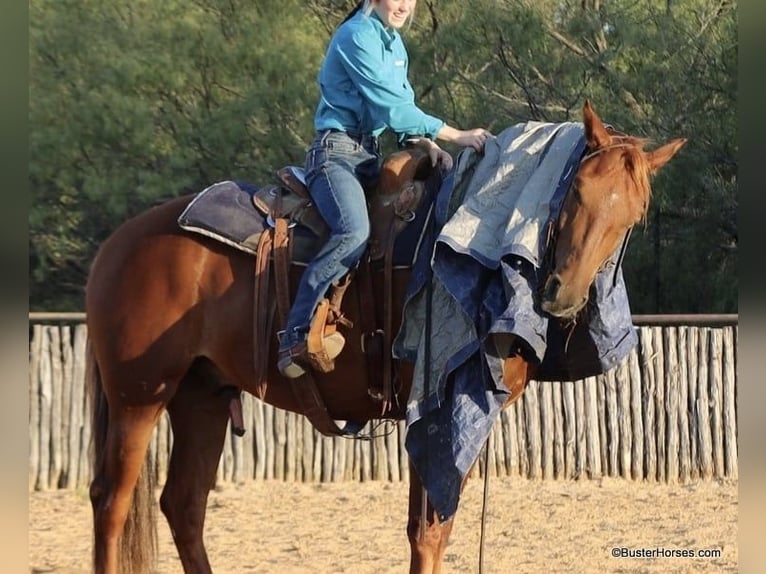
top-left (252, 166), bottom-right (327, 242)
top-left (176, 148), bottom-right (438, 436)
top-left (251, 148), bottom-right (437, 431)
top-left (252, 148), bottom-right (434, 262)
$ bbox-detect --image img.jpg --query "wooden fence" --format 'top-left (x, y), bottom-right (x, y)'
top-left (28, 320), bottom-right (738, 491)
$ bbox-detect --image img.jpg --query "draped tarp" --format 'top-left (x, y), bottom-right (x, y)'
top-left (393, 121), bottom-right (637, 520)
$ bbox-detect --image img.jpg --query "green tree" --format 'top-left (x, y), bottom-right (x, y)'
top-left (29, 0), bottom-right (736, 313)
top-left (30, 0), bottom-right (326, 309)
top-left (401, 0), bottom-right (737, 312)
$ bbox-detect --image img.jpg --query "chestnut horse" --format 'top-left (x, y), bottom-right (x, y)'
top-left (85, 101), bottom-right (685, 574)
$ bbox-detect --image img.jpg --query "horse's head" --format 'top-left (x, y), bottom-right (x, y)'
top-left (540, 100), bottom-right (687, 320)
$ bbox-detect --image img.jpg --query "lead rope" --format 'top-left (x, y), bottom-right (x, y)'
top-left (612, 227), bottom-right (633, 288)
top-left (419, 250), bottom-right (434, 541)
top-left (478, 437), bottom-right (490, 574)
top-left (419, 206), bottom-right (436, 542)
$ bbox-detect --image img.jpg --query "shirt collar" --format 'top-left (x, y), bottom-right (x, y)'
top-left (367, 10), bottom-right (398, 49)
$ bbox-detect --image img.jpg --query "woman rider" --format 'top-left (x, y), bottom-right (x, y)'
top-left (278, 0), bottom-right (491, 377)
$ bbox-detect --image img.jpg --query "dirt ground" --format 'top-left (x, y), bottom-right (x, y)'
top-left (29, 476), bottom-right (737, 573)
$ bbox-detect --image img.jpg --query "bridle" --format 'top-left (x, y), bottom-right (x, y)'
top-left (477, 134), bottom-right (641, 571)
top-left (542, 140), bottom-right (638, 302)
top-left (578, 140), bottom-right (634, 163)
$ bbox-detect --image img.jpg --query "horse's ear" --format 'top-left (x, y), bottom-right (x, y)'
top-left (583, 100), bottom-right (611, 149)
top-left (645, 138), bottom-right (687, 175)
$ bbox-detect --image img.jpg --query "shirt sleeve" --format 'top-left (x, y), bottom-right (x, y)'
top-left (336, 28), bottom-right (444, 138)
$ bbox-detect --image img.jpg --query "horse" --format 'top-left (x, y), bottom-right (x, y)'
top-left (85, 100), bottom-right (686, 574)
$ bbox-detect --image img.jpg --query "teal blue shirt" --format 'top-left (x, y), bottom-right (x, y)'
top-left (314, 11), bottom-right (445, 141)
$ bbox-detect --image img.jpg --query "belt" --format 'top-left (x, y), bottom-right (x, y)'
top-left (325, 128), bottom-right (379, 148)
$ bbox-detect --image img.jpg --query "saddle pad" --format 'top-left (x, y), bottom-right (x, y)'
top-left (179, 178), bottom-right (436, 268)
top-left (177, 180), bottom-right (323, 263)
top-left (178, 180), bottom-right (266, 254)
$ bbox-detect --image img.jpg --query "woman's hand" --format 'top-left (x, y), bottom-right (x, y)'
top-left (452, 128), bottom-right (493, 152)
top-left (426, 143), bottom-right (453, 171)
top-left (407, 137), bottom-right (454, 171)
top-left (437, 125), bottom-right (493, 153)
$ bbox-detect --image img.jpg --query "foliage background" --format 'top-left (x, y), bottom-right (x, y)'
top-left (29, 0), bottom-right (737, 313)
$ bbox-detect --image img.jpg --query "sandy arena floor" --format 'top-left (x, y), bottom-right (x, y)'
top-left (29, 476), bottom-right (737, 573)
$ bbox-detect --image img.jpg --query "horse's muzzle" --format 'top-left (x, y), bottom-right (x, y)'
top-left (540, 273), bottom-right (587, 320)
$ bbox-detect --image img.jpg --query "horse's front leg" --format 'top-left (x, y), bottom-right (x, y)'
top-left (406, 462), bottom-right (456, 574)
top-left (403, 351), bottom-right (533, 573)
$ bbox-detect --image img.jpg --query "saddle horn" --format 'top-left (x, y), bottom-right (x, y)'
top-left (378, 148), bottom-right (433, 196)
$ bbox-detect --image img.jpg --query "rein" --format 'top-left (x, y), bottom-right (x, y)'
top-left (611, 226), bottom-right (633, 288)
top-left (478, 439), bottom-right (490, 574)
top-left (419, 207), bottom-right (436, 542)
top-left (586, 141), bottom-right (638, 288)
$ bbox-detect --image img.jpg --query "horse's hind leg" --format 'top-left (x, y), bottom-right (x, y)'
top-left (159, 363), bottom-right (232, 574)
top-left (90, 401), bottom-right (165, 574)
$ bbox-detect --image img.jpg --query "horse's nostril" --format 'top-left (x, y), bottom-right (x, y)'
top-left (543, 274), bottom-right (562, 302)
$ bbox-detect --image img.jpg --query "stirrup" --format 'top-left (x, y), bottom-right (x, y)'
top-left (304, 331), bottom-right (345, 374)
top-left (277, 331), bottom-right (346, 378)
top-left (322, 331), bottom-right (345, 360)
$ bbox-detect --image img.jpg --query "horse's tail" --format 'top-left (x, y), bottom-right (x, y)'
top-left (87, 339), bottom-right (158, 574)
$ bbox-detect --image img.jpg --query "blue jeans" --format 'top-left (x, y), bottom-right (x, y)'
top-left (281, 130), bottom-right (381, 348)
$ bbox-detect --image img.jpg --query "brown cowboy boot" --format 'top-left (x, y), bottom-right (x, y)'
top-left (277, 338), bottom-right (311, 379)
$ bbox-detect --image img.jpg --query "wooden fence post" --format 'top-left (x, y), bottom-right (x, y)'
top-left (584, 376), bottom-right (601, 479)
top-left (561, 381), bottom-right (576, 480)
top-left (709, 329), bottom-right (725, 479)
top-left (69, 325), bottom-right (88, 489)
top-left (696, 328), bottom-right (713, 479)
top-left (628, 349), bottom-right (644, 480)
top-left (664, 327), bottom-right (680, 484)
top-left (29, 325), bottom-right (43, 491)
top-left (722, 327), bottom-right (737, 478)
top-left (37, 328), bottom-right (52, 490)
top-left (615, 360), bottom-right (632, 479)
top-left (27, 318), bottom-right (739, 489)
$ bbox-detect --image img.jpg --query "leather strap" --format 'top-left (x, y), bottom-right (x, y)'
top-left (290, 371), bottom-right (349, 437)
top-left (271, 216), bottom-right (347, 437)
top-left (273, 218), bottom-right (291, 327)
top-left (252, 230), bottom-right (275, 399)
top-left (327, 274), bottom-right (354, 330)
top-left (381, 229), bottom-right (397, 415)
top-left (357, 255), bottom-right (386, 404)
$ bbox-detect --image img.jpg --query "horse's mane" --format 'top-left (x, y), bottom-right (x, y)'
top-left (613, 135), bottom-right (653, 224)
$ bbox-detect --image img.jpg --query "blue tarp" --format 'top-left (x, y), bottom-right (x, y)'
top-left (393, 122), bottom-right (638, 520)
